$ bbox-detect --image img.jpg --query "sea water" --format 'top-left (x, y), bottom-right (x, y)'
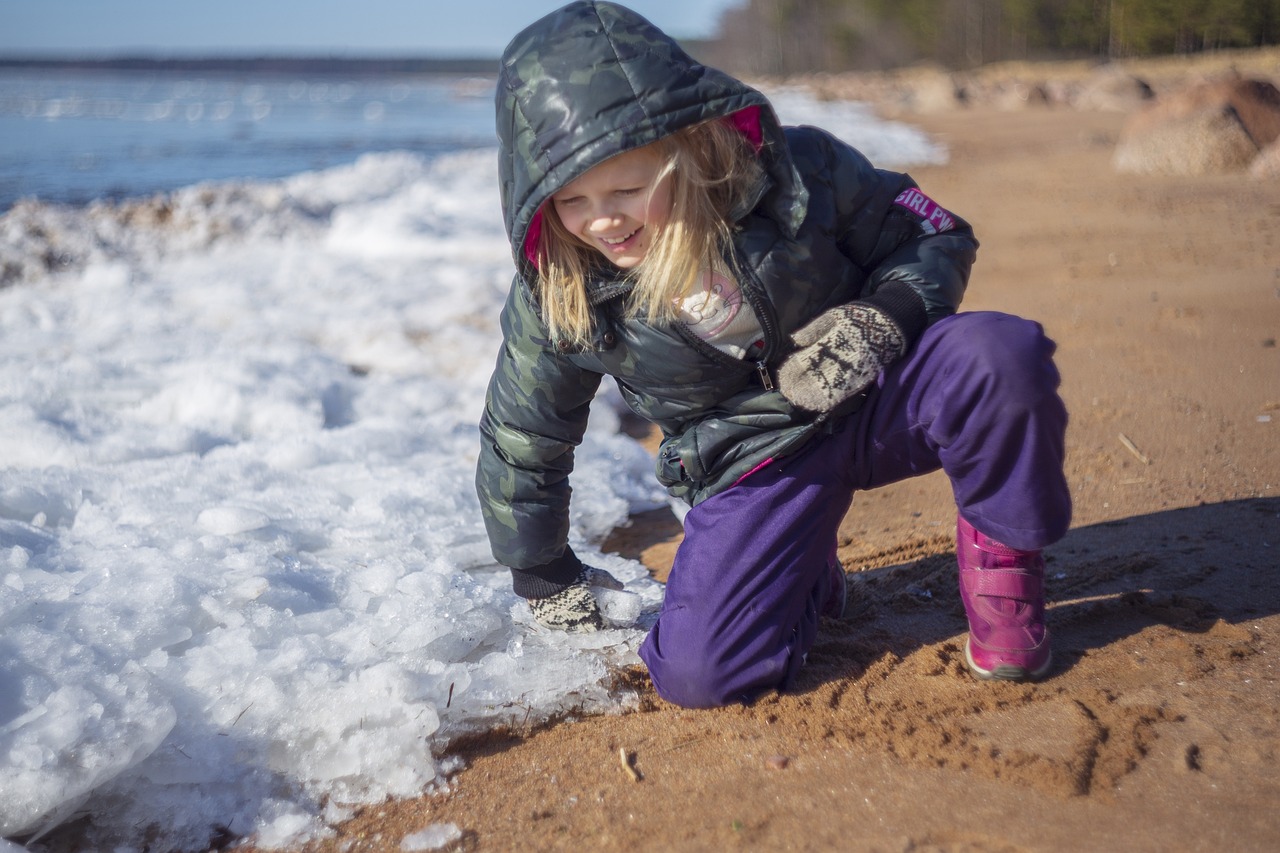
top-left (0, 68), bottom-right (498, 210)
top-left (0, 67), bottom-right (945, 850)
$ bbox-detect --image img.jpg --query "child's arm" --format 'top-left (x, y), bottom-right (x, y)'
top-left (776, 127), bottom-right (979, 413)
top-left (475, 278), bottom-right (605, 605)
top-left (789, 125), bottom-right (977, 326)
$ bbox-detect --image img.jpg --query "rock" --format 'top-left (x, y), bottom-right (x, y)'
top-left (1124, 75), bottom-right (1280, 144)
top-left (990, 80), bottom-right (1052, 111)
top-left (1114, 105), bottom-right (1261, 175)
top-left (889, 66), bottom-right (963, 114)
top-left (909, 72), bottom-right (963, 113)
top-left (1076, 66), bottom-right (1154, 112)
top-left (1249, 139), bottom-right (1280, 178)
top-left (1113, 75), bottom-right (1280, 175)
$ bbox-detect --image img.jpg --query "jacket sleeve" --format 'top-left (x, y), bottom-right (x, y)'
top-left (794, 127), bottom-right (979, 341)
top-left (475, 276), bottom-right (603, 599)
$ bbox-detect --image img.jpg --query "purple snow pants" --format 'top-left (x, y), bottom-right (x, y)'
top-left (638, 312), bottom-right (1071, 708)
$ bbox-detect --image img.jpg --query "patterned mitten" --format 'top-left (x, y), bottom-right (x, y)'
top-left (527, 566), bottom-right (625, 633)
top-left (777, 302), bottom-right (907, 413)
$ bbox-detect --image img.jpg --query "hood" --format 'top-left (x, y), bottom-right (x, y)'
top-left (495, 0), bottom-right (806, 274)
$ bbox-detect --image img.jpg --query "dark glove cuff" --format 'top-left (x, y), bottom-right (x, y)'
top-left (511, 547), bottom-right (584, 599)
top-left (862, 281), bottom-right (929, 346)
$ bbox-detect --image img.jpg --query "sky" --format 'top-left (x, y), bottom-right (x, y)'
top-left (0, 0), bottom-right (743, 57)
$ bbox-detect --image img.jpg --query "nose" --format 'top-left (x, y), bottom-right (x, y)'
top-left (586, 205), bottom-right (622, 233)
top-left (587, 214), bottom-right (620, 233)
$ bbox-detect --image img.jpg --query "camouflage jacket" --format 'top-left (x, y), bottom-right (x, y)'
top-left (477, 1), bottom-right (978, 598)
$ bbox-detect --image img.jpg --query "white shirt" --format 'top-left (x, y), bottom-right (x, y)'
top-left (674, 268), bottom-right (765, 360)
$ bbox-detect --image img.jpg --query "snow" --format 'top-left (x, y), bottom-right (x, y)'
top-left (767, 87), bottom-right (949, 168)
top-left (0, 90), bottom-right (943, 849)
top-left (400, 823), bottom-right (463, 851)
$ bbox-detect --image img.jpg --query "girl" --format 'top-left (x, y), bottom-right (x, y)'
top-left (477, 1), bottom-right (1071, 708)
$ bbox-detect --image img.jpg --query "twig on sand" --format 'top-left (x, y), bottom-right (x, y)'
top-left (1118, 432), bottom-right (1151, 465)
top-left (619, 747), bottom-right (642, 782)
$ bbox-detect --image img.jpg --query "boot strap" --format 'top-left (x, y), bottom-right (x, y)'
top-left (973, 569), bottom-right (1043, 602)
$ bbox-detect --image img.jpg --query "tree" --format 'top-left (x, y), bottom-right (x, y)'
top-left (708, 0), bottom-right (1280, 74)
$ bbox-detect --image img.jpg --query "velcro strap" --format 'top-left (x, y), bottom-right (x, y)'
top-left (975, 569), bottom-right (1043, 601)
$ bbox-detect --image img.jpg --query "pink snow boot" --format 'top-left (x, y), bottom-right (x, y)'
top-left (956, 515), bottom-right (1052, 681)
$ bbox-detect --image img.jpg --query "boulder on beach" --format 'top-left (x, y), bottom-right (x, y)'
top-left (1114, 104), bottom-right (1263, 174)
top-left (1113, 75), bottom-right (1280, 175)
top-left (986, 80), bottom-right (1053, 111)
top-left (1250, 139), bottom-right (1280, 178)
top-left (1076, 66), bottom-right (1154, 112)
top-left (899, 67), bottom-right (964, 113)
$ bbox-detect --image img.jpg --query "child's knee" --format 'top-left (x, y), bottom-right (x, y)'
top-left (641, 630), bottom-right (790, 709)
top-left (943, 312), bottom-right (1060, 399)
top-left (951, 311), bottom-right (1052, 360)
top-left (646, 651), bottom-right (735, 708)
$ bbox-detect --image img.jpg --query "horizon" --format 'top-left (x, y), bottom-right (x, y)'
top-left (0, 55), bottom-right (512, 68)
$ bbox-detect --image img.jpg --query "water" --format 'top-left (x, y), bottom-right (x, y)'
top-left (0, 68), bottom-right (945, 851)
top-left (0, 68), bottom-right (946, 215)
top-left (0, 68), bottom-right (498, 210)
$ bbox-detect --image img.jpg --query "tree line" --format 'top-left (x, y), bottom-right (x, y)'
top-left (705, 0), bottom-right (1280, 74)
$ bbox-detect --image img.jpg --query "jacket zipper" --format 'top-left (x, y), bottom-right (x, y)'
top-left (729, 246), bottom-right (782, 391)
top-left (669, 250), bottom-right (783, 390)
top-left (593, 257), bottom-right (782, 390)
top-left (755, 359), bottom-right (775, 391)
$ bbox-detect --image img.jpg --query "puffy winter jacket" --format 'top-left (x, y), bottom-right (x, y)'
top-left (477, 1), bottom-right (978, 598)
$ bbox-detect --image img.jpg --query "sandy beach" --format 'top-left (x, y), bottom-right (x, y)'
top-left (288, 56), bottom-right (1280, 852)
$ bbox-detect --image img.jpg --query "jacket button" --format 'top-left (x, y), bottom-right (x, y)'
top-left (602, 332), bottom-right (616, 346)
top-left (557, 339), bottom-right (571, 352)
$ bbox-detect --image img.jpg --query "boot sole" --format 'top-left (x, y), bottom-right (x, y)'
top-left (965, 637), bottom-right (1052, 682)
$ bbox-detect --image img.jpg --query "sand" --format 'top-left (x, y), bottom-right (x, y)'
top-left (289, 65), bottom-right (1280, 853)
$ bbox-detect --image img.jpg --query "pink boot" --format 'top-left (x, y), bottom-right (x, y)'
top-left (956, 515), bottom-right (1052, 681)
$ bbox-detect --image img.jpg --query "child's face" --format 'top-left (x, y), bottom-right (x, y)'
top-left (550, 145), bottom-right (672, 269)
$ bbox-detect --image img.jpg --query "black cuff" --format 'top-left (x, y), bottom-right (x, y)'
top-left (862, 281), bottom-right (929, 345)
top-left (510, 547), bottom-right (584, 599)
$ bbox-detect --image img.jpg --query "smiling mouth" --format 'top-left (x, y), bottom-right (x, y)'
top-left (600, 228), bottom-right (640, 248)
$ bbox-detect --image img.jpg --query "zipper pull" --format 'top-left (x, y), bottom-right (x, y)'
top-left (756, 360), bottom-right (775, 391)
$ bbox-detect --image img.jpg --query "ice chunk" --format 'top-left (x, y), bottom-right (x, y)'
top-left (401, 823), bottom-right (463, 851)
top-left (0, 651), bottom-right (176, 837)
top-left (251, 799), bottom-right (327, 849)
top-left (196, 506), bottom-right (271, 535)
top-left (594, 586), bottom-right (642, 628)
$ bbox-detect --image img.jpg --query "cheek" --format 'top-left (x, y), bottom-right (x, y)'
top-left (553, 207), bottom-right (587, 239)
top-left (644, 185), bottom-right (674, 228)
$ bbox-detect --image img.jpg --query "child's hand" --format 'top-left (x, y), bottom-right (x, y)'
top-left (527, 566), bottom-right (625, 632)
top-left (777, 302), bottom-right (906, 413)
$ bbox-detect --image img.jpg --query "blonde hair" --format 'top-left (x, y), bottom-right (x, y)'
top-left (535, 119), bottom-right (765, 346)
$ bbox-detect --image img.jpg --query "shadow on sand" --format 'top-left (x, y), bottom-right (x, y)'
top-left (802, 495), bottom-right (1279, 686)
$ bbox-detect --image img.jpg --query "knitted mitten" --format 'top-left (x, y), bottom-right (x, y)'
top-left (527, 566), bottom-right (624, 632)
top-left (777, 302), bottom-right (907, 413)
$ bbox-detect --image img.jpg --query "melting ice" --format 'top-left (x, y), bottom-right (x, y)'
top-left (0, 91), bottom-right (943, 849)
